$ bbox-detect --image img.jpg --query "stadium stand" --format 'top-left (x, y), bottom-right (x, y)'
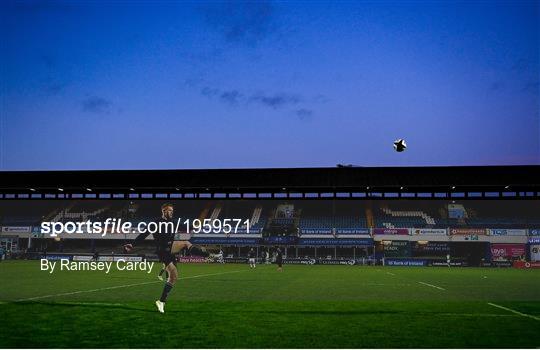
top-left (373, 203), bottom-right (440, 228)
top-left (299, 216), bottom-right (367, 230)
top-left (51, 202), bottom-right (112, 223)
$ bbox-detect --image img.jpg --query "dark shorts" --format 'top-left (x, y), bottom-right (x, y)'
top-left (158, 251), bottom-right (177, 266)
top-left (276, 259), bottom-right (283, 267)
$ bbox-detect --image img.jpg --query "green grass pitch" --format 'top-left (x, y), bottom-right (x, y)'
top-left (1, 260), bottom-right (539, 348)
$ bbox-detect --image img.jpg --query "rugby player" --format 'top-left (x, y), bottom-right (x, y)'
top-left (124, 203), bottom-right (209, 313)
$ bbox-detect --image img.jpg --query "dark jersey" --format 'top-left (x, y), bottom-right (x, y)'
top-left (248, 251), bottom-right (255, 259)
top-left (133, 217), bottom-right (176, 253)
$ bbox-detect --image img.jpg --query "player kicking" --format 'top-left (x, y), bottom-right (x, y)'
top-left (124, 203), bottom-right (209, 313)
top-left (248, 248), bottom-right (256, 268)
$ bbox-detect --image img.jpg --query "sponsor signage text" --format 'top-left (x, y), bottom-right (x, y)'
top-left (373, 228), bottom-right (409, 235)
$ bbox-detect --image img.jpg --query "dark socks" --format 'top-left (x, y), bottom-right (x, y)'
top-left (160, 282), bottom-right (174, 302)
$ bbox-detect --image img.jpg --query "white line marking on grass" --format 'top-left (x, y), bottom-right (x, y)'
top-left (487, 303), bottom-right (540, 321)
top-left (439, 313), bottom-right (519, 318)
top-left (418, 281), bottom-right (445, 290)
top-left (16, 280), bottom-right (160, 302)
top-left (15, 269), bottom-right (246, 302)
top-left (386, 272), bottom-right (395, 276)
top-left (179, 270), bottom-right (245, 280)
top-left (49, 302), bottom-right (125, 307)
top-left (362, 283), bottom-right (412, 286)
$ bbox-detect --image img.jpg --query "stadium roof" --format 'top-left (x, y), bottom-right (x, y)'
top-left (0, 165), bottom-right (538, 198)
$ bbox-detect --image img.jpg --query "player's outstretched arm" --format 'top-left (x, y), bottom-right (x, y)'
top-left (124, 231), bottom-right (151, 252)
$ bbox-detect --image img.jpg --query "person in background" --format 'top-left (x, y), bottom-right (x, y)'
top-left (248, 248), bottom-right (256, 268)
top-left (276, 248), bottom-right (283, 272)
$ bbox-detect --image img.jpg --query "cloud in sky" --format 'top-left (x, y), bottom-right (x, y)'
top-left (81, 96), bottom-right (112, 114)
top-left (295, 108), bottom-right (314, 121)
top-left (201, 0), bottom-right (277, 47)
top-left (200, 86), bottom-right (306, 111)
top-left (219, 90), bottom-right (243, 105)
top-left (249, 92), bottom-right (301, 109)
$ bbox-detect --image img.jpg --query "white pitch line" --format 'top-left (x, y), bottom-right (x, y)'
top-left (15, 269), bottom-right (246, 302)
top-left (16, 280), bottom-right (160, 302)
top-left (438, 313), bottom-right (518, 318)
top-left (179, 270), bottom-right (245, 280)
top-left (418, 281), bottom-right (446, 290)
top-left (362, 283), bottom-right (412, 286)
top-left (487, 303), bottom-right (540, 321)
top-left (46, 301), bottom-right (125, 307)
top-left (386, 272), bottom-right (395, 276)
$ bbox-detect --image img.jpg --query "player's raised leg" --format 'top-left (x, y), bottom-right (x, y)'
top-left (171, 240), bottom-right (211, 257)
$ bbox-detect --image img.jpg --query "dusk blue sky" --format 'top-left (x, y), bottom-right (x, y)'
top-left (1, 0), bottom-right (538, 170)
